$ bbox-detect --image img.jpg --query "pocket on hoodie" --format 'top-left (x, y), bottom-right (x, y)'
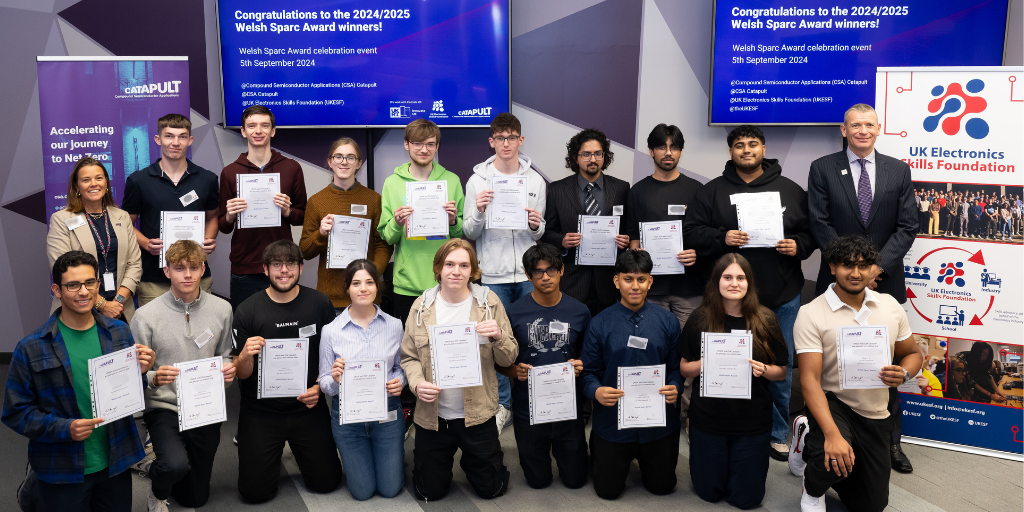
top-left (479, 230), bottom-right (514, 276)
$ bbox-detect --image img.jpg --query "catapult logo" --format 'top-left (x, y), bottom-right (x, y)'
top-left (457, 106), bottom-right (492, 117)
top-left (924, 79), bottom-right (989, 140)
top-left (120, 80), bottom-right (183, 98)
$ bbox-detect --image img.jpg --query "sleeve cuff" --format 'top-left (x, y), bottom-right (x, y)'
top-left (896, 333), bottom-right (912, 341)
top-left (795, 348), bottom-right (823, 354)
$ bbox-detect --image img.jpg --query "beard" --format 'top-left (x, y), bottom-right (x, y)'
top-left (733, 156), bottom-right (763, 174)
top-left (270, 274), bottom-right (299, 294)
top-left (654, 157), bottom-right (678, 172)
top-left (835, 278), bottom-right (867, 296)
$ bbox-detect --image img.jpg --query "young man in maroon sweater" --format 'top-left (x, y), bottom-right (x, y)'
top-left (218, 105), bottom-right (307, 310)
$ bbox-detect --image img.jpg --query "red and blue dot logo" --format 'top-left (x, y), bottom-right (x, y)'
top-left (924, 79), bottom-right (988, 139)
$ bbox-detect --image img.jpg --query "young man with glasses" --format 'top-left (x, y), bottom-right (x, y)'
top-left (4, 251), bottom-right (155, 512)
top-left (218, 105), bottom-right (307, 311)
top-left (231, 240), bottom-right (342, 503)
top-left (462, 112), bottom-right (546, 434)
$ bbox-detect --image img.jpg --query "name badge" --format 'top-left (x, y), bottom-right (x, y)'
top-left (380, 409), bottom-right (398, 423)
top-left (194, 327), bottom-right (214, 349)
top-left (627, 335), bottom-right (648, 350)
top-left (298, 324), bottom-right (317, 338)
top-left (351, 204), bottom-right (367, 215)
top-left (65, 214), bottom-right (87, 230)
top-left (840, 169), bottom-right (848, 176)
top-left (612, 205), bottom-right (624, 216)
top-left (179, 190), bottom-right (199, 206)
top-left (103, 272), bottom-right (115, 291)
top-left (668, 204), bottom-right (686, 215)
top-left (549, 322), bottom-right (568, 334)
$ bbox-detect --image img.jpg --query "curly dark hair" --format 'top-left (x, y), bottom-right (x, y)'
top-left (565, 128), bottom-right (614, 173)
top-left (822, 236), bottom-right (879, 267)
top-left (727, 125), bottom-right (765, 146)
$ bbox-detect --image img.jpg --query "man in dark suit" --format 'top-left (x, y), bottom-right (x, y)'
top-left (805, 103), bottom-right (918, 476)
top-left (541, 128), bottom-right (630, 317)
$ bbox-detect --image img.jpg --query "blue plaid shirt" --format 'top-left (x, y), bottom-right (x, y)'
top-left (2, 309), bottom-right (146, 484)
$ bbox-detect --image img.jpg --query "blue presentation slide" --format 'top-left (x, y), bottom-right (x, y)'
top-left (710, 0), bottom-right (1007, 124)
top-left (218, 0), bottom-right (510, 127)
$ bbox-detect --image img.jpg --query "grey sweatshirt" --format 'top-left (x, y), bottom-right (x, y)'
top-left (130, 289), bottom-right (234, 412)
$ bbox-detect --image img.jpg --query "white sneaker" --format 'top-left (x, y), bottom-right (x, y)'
top-left (495, 406), bottom-right (512, 435)
top-left (789, 415), bottom-right (809, 476)
top-left (800, 477), bottom-right (826, 512)
top-left (147, 492), bottom-right (170, 512)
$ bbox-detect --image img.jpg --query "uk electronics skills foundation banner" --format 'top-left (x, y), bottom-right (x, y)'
top-left (875, 66), bottom-right (1024, 460)
top-left (38, 57), bottom-right (190, 221)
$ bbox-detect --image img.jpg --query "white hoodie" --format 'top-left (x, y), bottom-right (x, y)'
top-left (462, 154), bottom-right (546, 284)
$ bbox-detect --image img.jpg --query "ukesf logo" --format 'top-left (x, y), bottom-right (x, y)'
top-left (121, 80), bottom-right (183, 96)
top-left (924, 79), bottom-right (989, 139)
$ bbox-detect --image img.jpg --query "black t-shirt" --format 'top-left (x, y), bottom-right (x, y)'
top-left (121, 159), bottom-right (219, 283)
top-left (506, 294), bottom-right (592, 423)
top-left (231, 285), bottom-right (335, 415)
top-left (625, 174), bottom-right (704, 297)
top-left (677, 307), bottom-right (788, 435)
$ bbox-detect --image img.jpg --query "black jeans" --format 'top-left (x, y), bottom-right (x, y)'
top-left (802, 393), bottom-right (893, 512)
top-left (589, 429), bottom-right (679, 500)
top-left (144, 408), bottom-right (221, 507)
top-left (237, 406), bottom-right (343, 503)
top-left (688, 426), bottom-right (770, 510)
top-left (230, 273), bottom-right (270, 311)
top-left (391, 292), bottom-right (419, 326)
top-left (37, 467), bottom-right (131, 512)
top-left (889, 387), bottom-right (902, 445)
top-left (412, 417), bottom-right (510, 501)
top-left (511, 414), bottom-right (588, 489)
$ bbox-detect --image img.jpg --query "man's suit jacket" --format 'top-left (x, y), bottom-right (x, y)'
top-left (541, 173), bottom-right (630, 309)
top-left (808, 150), bottom-right (918, 303)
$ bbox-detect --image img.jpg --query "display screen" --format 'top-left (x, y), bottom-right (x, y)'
top-left (709, 0), bottom-right (1008, 125)
top-left (218, 0), bottom-right (510, 127)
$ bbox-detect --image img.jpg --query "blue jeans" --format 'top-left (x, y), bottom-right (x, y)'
top-left (486, 281), bottom-right (534, 409)
top-left (329, 395), bottom-right (405, 500)
top-left (769, 294), bottom-right (800, 444)
top-left (688, 426), bottom-right (770, 510)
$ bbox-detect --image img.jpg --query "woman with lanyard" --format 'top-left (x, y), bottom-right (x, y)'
top-left (318, 259), bottom-right (406, 500)
top-left (46, 156), bottom-right (142, 321)
top-left (677, 253), bottom-right (788, 510)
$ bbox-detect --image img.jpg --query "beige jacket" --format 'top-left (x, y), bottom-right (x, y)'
top-left (47, 206), bottom-right (142, 321)
top-left (400, 283), bottom-right (518, 430)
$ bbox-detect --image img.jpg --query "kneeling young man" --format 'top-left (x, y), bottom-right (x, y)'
top-left (401, 239), bottom-right (518, 500)
top-left (794, 236), bottom-right (922, 512)
top-left (581, 249), bottom-right (682, 499)
top-left (130, 240), bottom-right (235, 511)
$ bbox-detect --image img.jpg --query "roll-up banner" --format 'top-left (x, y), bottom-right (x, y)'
top-left (875, 66), bottom-right (1023, 461)
top-left (37, 57), bottom-right (190, 222)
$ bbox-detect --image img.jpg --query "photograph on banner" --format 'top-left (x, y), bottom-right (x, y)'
top-left (942, 339), bottom-right (1023, 410)
top-left (911, 180), bottom-right (1022, 243)
top-left (893, 334), bottom-right (947, 397)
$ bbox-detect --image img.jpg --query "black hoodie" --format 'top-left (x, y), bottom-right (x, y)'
top-left (683, 158), bottom-right (815, 308)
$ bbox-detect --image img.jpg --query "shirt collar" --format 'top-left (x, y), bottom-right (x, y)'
top-left (845, 147), bottom-right (875, 167)
top-left (823, 283), bottom-right (879, 324)
top-left (337, 305), bottom-right (383, 328)
top-left (577, 172), bottom-right (603, 191)
top-left (614, 300), bottom-right (649, 321)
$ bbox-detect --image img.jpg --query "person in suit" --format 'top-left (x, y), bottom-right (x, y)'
top-left (47, 156), bottom-right (143, 322)
top-left (541, 129), bottom-right (630, 317)
top-left (806, 103), bottom-right (918, 476)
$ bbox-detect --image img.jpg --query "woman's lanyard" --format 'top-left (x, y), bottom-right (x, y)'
top-left (86, 211), bottom-right (113, 258)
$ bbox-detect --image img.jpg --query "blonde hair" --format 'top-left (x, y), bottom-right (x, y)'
top-left (164, 239), bottom-right (207, 267)
top-left (432, 238), bottom-right (481, 282)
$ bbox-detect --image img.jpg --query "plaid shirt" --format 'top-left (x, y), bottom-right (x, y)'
top-left (2, 309), bottom-right (146, 484)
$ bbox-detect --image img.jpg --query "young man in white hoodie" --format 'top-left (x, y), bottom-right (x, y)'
top-left (462, 112), bottom-right (546, 433)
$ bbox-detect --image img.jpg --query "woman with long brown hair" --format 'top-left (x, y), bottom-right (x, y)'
top-left (677, 253), bottom-right (788, 509)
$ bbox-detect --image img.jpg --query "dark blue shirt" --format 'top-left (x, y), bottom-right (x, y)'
top-left (506, 294), bottom-right (592, 423)
top-left (581, 301), bottom-right (683, 443)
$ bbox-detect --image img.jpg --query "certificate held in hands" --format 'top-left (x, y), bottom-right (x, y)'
top-left (617, 364), bottom-right (666, 429)
top-left (327, 215), bottom-right (371, 269)
top-left (529, 362), bottom-right (577, 425)
top-left (837, 325), bottom-right (891, 390)
top-left (159, 211), bottom-right (205, 268)
top-left (407, 181), bottom-right (449, 238)
top-left (339, 359), bottom-right (388, 424)
top-left (488, 175), bottom-right (529, 230)
top-left (237, 173), bottom-right (281, 228)
top-left (88, 346), bottom-right (145, 427)
top-left (258, 339), bottom-right (309, 398)
top-left (576, 215), bottom-right (619, 266)
top-left (700, 332), bottom-right (753, 399)
top-left (174, 357), bottom-right (227, 431)
top-left (429, 323), bottom-right (484, 389)
top-left (640, 220), bottom-right (685, 275)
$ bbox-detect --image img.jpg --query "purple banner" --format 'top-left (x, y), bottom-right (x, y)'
top-left (38, 58), bottom-right (190, 221)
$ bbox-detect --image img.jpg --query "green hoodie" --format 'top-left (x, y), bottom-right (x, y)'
top-left (379, 161), bottom-right (465, 296)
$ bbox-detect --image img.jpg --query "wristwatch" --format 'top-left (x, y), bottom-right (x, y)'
top-left (114, 294), bottom-right (126, 304)
top-left (901, 368), bottom-right (911, 383)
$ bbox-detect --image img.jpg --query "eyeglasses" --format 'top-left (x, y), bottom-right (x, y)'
top-left (579, 151), bottom-right (604, 160)
top-left (61, 279), bottom-right (99, 292)
top-left (269, 261), bottom-right (299, 271)
top-left (330, 154), bottom-right (361, 164)
top-left (529, 267), bottom-right (561, 278)
top-left (652, 145), bottom-right (681, 152)
top-left (410, 142), bottom-right (437, 151)
top-left (492, 135), bottom-right (520, 144)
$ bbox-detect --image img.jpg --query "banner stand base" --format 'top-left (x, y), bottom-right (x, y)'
top-left (901, 436), bottom-right (1023, 462)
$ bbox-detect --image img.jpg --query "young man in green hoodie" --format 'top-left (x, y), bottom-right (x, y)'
top-left (379, 119), bottom-right (466, 324)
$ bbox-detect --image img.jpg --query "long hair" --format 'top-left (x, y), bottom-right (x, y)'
top-left (698, 253), bottom-right (780, 363)
top-left (967, 342), bottom-right (994, 378)
top-left (65, 157), bottom-right (115, 213)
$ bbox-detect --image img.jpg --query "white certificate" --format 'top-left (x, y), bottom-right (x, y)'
top-left (237, 173), bottom-right (281, 228)
top-left (617, 364), bottom-right (666, 429)
top-left (159, 211), bottom-right (205, 268)
top-left (837, 325), bottom-right (892, 390)
top-left (258, 338), bottom-right (310, 398)
top-left (407, 181), bottom-right (449, 237)
top-left (732, 192), bottom-right (784, 248)
top-left (88, 346), bottom-right (145, 427)
top-left (429, 323), bottom-right (484, 389)
top-left (174, 357), bottom-right (227, 431)
top-left (576, 215), bottom-right (619, 266)
top-left (700, 332), bottom-right (753, 399)
top-left (327, 215), bottom-right (371, 269)
top-left (487, 175), bottom-right (529, 230)
top-left (640, 221), bottom-right (685, 275)
top-left (339, 359), bottom-right (388, 424)
top-left (529, 362), bottom-right (577, 425)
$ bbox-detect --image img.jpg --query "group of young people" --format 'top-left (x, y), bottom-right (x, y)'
top-left (5, 102), bottom-right (924, 512)
top-left (916, 187), bottom-right (1022, 240)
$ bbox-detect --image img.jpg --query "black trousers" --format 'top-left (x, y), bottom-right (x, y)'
top-left (237, 405), bottom-right (343, 503)
top-left (391, 292), bottom-right (419, 326)
top-left (230, 273), bottom-right (269, 312)
top-left (412, 417), bottom-right (510, 501)
top-left (688, 426), bottom-right (770, 510)
top-left (144, 408), bottom-right (221, 507)
top-left (889, 387), bottom-right (903, 445)
top-left (511, 414), bottom-right (588, 489)
top-left (37, 467), bottom-right (131, 512)
top-left (589, 429), bottom-right (679, 500)
top-left (802, 393), bottom-right (893, 512)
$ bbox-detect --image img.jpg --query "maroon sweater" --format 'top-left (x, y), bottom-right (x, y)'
top-left (218, 150), bottom-right (307, 274)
